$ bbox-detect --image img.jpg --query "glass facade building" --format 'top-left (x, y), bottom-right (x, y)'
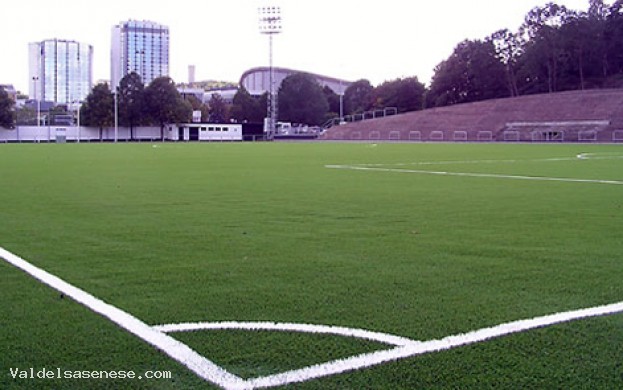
top-left (111, 20), bottom-right (170, 89)
top-left (29, 39), bottom-right (93, 104)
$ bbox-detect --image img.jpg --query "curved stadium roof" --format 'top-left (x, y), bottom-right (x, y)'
top-left (240, 67), bottom-right (352, 96)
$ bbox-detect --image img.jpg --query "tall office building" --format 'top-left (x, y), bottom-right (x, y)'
top-left (188, 65), bottom-right (196, 84)
top-left (111, 20), bottom-right (170, 89)
top-left (28, 39), bottom-right (93, 104)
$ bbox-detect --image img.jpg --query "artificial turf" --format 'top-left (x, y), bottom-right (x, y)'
top-left (1, 142), bottom-right (622, 389)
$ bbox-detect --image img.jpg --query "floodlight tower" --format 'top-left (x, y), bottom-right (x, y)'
top-left (32, 76), bottom-right (41, 126)
top-left (259, 4), bottom-right (282, 140)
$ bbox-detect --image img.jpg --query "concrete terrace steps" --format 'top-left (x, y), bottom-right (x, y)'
top-left (321, 89), bottom-right (623, 142)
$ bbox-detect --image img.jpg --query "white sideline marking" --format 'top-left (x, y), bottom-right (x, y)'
top-left (326, 164), bottom-right (623, 185)
top-left (2, 246), bottom-right (623, 389)
top-left (155, 301), bottom-right (623, 389)
top-left (352, 154), bottom-right (623, 168)
top-left (357, 157), bottom-right (576, 167)
top-left (0, 247), bottom-right (247, 390)
top-left (327, 154), bottom-right (623, 185)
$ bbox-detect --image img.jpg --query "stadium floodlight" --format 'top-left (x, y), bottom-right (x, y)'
top-left (32, 76), bottom-right (41, 127)
top-left (114, 89), bottom-right (118, 143)
top-left (259, 4), bottom-right (282, 140)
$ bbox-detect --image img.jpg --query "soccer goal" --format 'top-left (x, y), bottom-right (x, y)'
top-left (430, 131), bottom-right (444, 141)
top-left (369, 131), bottom-right (381, 140)
top-left (578, 130), bottom-right (597, 142)
top-left (614, 130), bottom-right (623, 142)
top-left (453, 131), bottom-right (468, 142)
top-left (477, 131), bottom-right (493, 142)
top-left (389, 131), bottom-right (401, 141)
top-left (409, 131), bottom-right (421, 141)
top-left (503, 131), bottom-right (520, 142)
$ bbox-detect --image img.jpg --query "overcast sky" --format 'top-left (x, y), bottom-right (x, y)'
top-left (1, 0), bottom-right (594, 94)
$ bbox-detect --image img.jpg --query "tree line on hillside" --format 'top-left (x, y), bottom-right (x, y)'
top-left (3, 1), bottom-right (623, 130)
top-left (428, 0), bottom-right (623, 106)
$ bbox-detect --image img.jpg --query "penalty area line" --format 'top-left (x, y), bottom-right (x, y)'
top-left (326, 164), bottom-right (623, 185)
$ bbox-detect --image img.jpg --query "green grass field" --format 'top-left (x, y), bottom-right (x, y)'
top-left (1, 142), bottom-right (622, 389)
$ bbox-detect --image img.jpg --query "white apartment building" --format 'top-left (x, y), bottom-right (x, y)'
top-left (28, 39), bottom-right (93, 104)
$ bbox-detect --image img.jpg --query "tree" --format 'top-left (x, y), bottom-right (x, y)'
top-left (80, 83), bottom-right (114, 140)
top-left (605, 1), bottom-right (623, 81)
top-left (428, 39), bottom-right (508, 107)
top-left (558, 13), bottom-right (602, 90)
top-left (207, 93), bottom-right (229, 123)
top-left (173, 99), bottom-right (194, 127)
top-left (344, 79), bottom-right (374, 115)
top-left (372, 77), bottom-right (426, 113)
top-left (118, 72), bottom-right (145, 139)
top-left (230, 87), bottom-right (265, 123)
top-left (144, 77), bottom-right (192, 139)
top-left (184, 94), bottom-right (209, 122)
top-left (519, 3), bottom-right (576, 93)
top-left (323, 86), bottom-right (341, 119)
top-left (490, 29), bottom-right (524, 96)
top-left (0, 87), bottom-right (15, 129)
top-left (15, 105), bottom-right (37, 126)
top-left (589, 0), bottom-right (608, 20)
top-left (419, 0), bottom-right (623, 102)
top-left (277, 73), bottom-right (329, 125)
top-left (584, 0), bottom-right (612, 81)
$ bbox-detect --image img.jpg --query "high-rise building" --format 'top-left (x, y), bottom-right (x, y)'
top-left (188, 65), bottom-right (195, 84)
top-left (28, 39), bottom-right (93, 104)
top-left (111, 20), bottom-right (170, 89)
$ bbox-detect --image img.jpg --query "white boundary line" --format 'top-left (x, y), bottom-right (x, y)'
top-left (0, 247), bottom-right (248, 390)
top-left (326, 154), bottom-right (623, 185)
top-left (326, 164), bottom-right (623, 185)
top-left (2, 246), bottom-right (623, 389)
top-left (156, 300), bottom-right (623, 389)
top-left (355, 157), bottom-right (580, 167)
top-left (154, 321), bottom-right (417, 347)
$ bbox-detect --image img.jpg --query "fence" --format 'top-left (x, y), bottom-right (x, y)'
top-left (0, 126), bottom-right (165, 143)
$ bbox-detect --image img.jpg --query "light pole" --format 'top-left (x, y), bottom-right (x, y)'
top-left (72, 100), bottom-right (81, 142)
top-left (114, 88), bottom-right (118, 143)
top-left (259, 4), bottom-right (282, 140)
top-left (32, 76), bottom-right (41, 126)
top-left (339, 79), bottom-right (344, 123)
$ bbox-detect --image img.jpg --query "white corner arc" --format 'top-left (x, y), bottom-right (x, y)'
top-left (2, 246), bottom-right (622, 390)
top-left (0, 246), bottom-right (247, 390)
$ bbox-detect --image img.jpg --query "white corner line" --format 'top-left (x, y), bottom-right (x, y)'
top-left (325, 164), bottom-right (623, 185)
top-left (0, 247), bottom-right (248, 390)
top-left (154, 321), bottom-right (418, 347)
top-left (247, 346), bottom-right (415, 389)
top-left (245, 300), bottom-right (623, 389)
top-left (154, 301), bottom-right (623, 389)
top-left (2, 246), bottom-right (623, 390)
